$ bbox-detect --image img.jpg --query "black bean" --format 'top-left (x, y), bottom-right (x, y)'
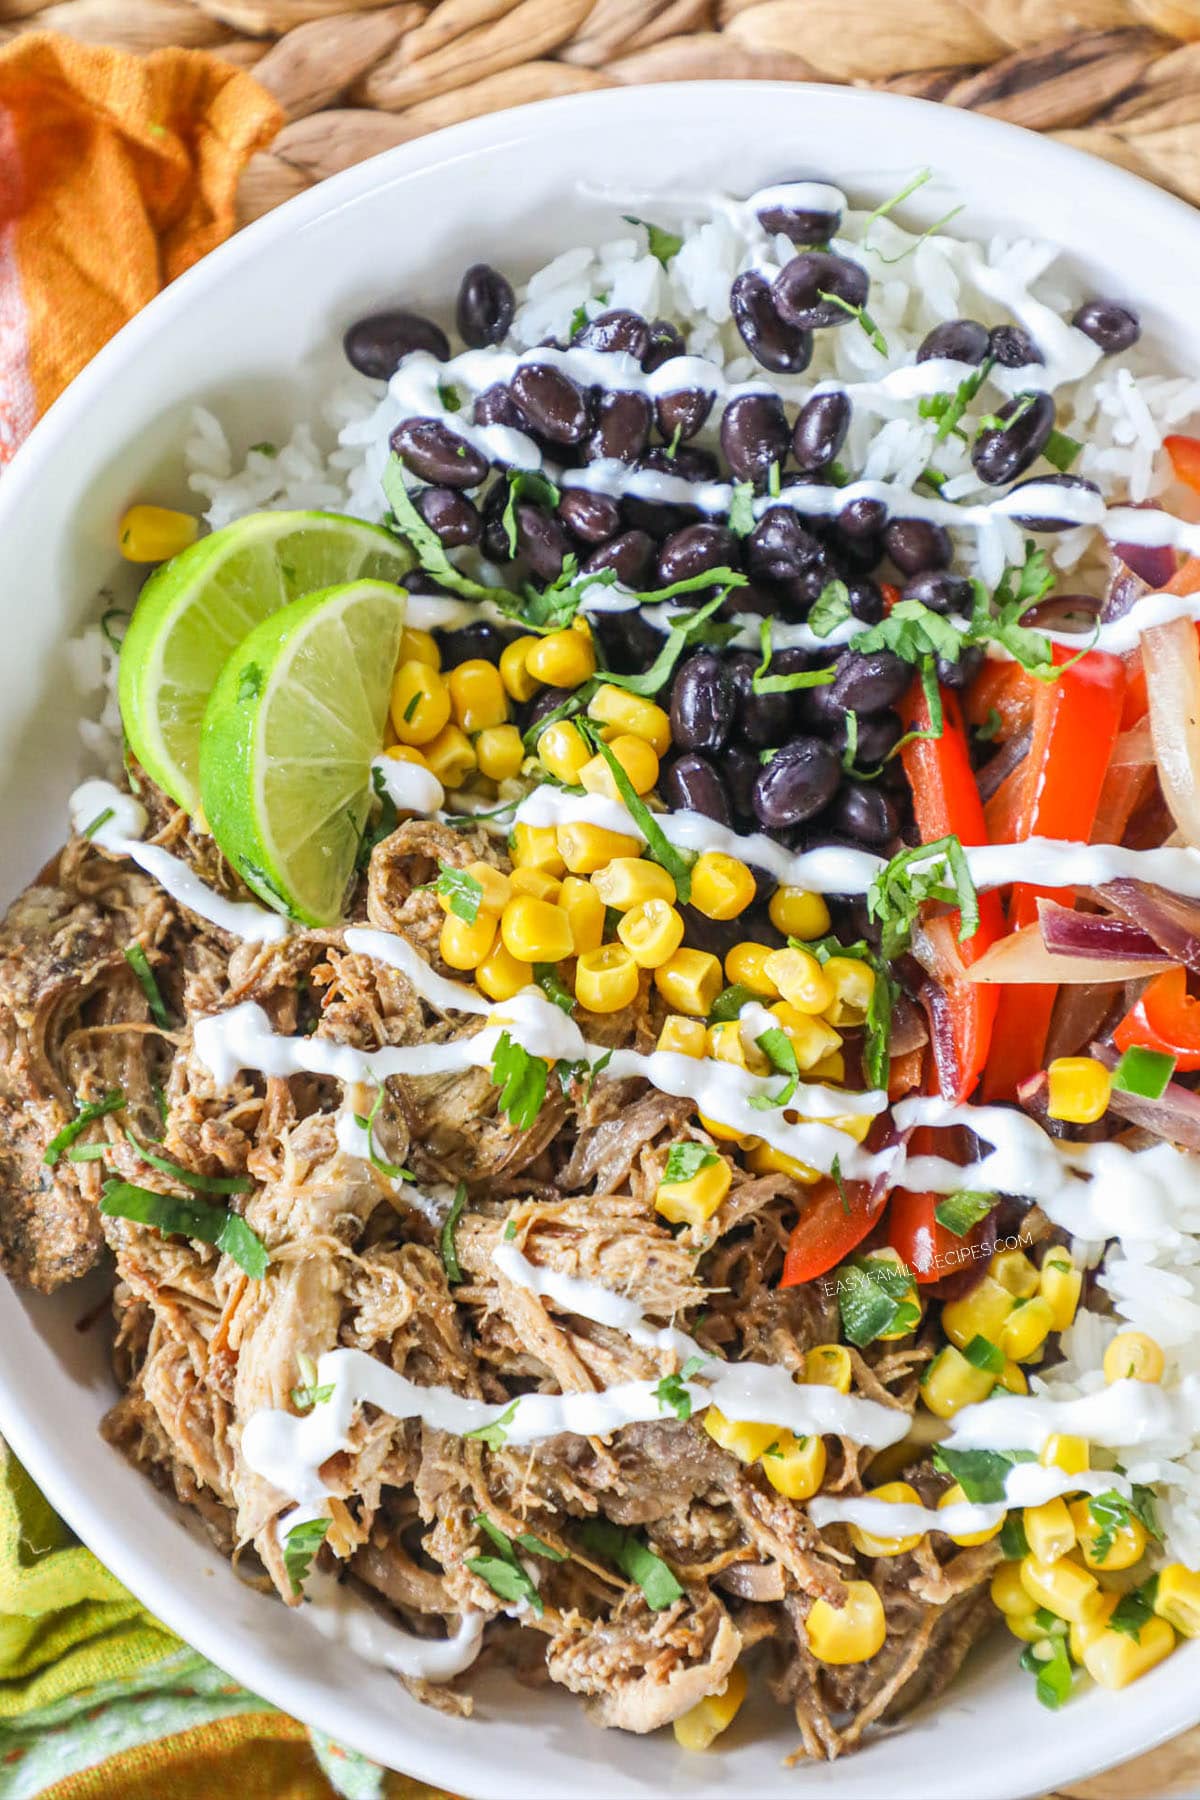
top-left (586, 390), bottom-right (653, 464)
top-left (643, 318), bottom-right (686, 372)
top-left (414, 485), bottom-right (482, 549)
top-left (670, 652), bottom-right (736, 752)
top-left (583, 529), bottom-right (656, 586)
top-left (839, 495), bottom-right (888, 539)
top-left (437, 622), bottom-right (509, 668)
top-left (827, 781), bottom-right (899, 846)
top-left (455, 264), bottom-right (515, 349)
top-left (1004, 473), bottom-right (1102, 532)
top-left (558, 489), bottom-right (621, 544)
top-left (846, 578), bottom-right (885, 624)
top-left (753, 738), bottom-right (841, 828)
top-left (592, 608), bottom-right (663, 676)
top-left (792, 391), bottom-right (850, 472)
top-left (727, 650), bottom-right (793, 748)
top-left (794, 671), bottom-right (844, 730)
top-left (474, 383), bottom-right (528, 431)
top-left (883, 516), bottom-right (951, 576)
top-left (972, 391), bottom-right (1055, 486)
top-left (572, 308), bottom-right (650, 360)
top-left (1072, 299), bottom-right (1140, 355)
top-left (343, 310), bottom-right (450, 379)
top-left (756, 185), bottom-right (841, 244)
top-left (723, 743), bottom-right (760, 819)
top-left (515, 503), bottom-right (568, 581)
top-left (656, 387), bottom-right (715, 445)
top-left (772, 252), bottom-right (869, 331)
top-left (833, 709), bottom-right (901, 764)
top-left (509, 364), bottom-right (590, 444)
top-left (917, 318), bottom-right (990, 365)
top-left (730, 271), bottom-right (812, 374)
top-left (660, 752), bottom-right (731, 825)
top-left (721, 393), bottom-right (790, 484)
top-left (480, 481), bottom-right (512, 562)
top-left (902, 569), bottom-right (971, 614)
top-left (656, 523), bottom-right (738, 588)
top-left (838, 532), bottom-right (884, 576)
top-left (389, 418), bottom-right (488, 489)
top-left (404, 572), bottom-right (453, 598)
top-left (988, 324), bottom-right (1043, 368)
top-left (641, 444), bottom-right (721, 484)
top-left (936, 645), bottom-right (985, 690)
top-left (723, 580), bottom-right (778, 619)
top-left (747, 507), bottom-right (824, 582)
top-left (831, 649), bottom-right (912, 715)
top-left (781, 567), bottom-right (840, 619)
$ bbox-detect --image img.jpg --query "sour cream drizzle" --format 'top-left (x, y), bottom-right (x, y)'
top-left (369, 753), bottom-right (445, 817)
top-left (68, 780), bottom-right (288, 943)
top-left (301, 1569), bottom-right (485, 1682)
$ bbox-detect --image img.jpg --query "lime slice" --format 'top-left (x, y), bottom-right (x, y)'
top-left (119, 510), bottom-right (413, 814)
top-left (199, 580), bottom-right (407, 926)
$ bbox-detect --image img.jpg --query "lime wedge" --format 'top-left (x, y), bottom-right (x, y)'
top-left (199, 579), bottom-right (407, 926)
top-left (119, 510), bottom-right (413, 814)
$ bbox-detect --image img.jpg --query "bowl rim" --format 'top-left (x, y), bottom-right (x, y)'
top-left (3, 77), bottom-right (1200, 1798)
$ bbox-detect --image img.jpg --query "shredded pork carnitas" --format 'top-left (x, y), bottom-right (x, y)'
top-left (0, 789), bottom-right (998, 1758)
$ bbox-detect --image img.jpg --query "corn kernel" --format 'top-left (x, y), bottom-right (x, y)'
top-left (1069, 1498), bottom-right (1147, 1572)
top-left (591, 857), bottom-right (675, 911)
top-left (763, 947), bottom-right (835, 1016)
top-left (559, 876), bottom-right (604, 955)
top-left (1040, 1435), bottom-right (1090, 1477)
top-left (939, 1482), bottom-right (1001, 1547)
top-left (1007, 1612), bottom-right (1053, 1644)
top-left (1083, 1612), bottom-right (1174, 1689)
top-left (526, 627), bottom-right (595, 689)
top-left (763, 1430), bottom-right (827, 1500)
top-left (1103, 1331), bottom-right (1165, 1386)
top-left (509, 822), bottom-right (565, 876)
top-left (436, 861), bottom-right (511, 917)
top-left (1020, 1554), bottom-right (1102, 1624)
top-left (654, 948), bottom-right (724, 1016)
top-left (805, 1345), bottom-right (852, 1394)
top-left (537, 719), bottom-right (591, 785)
top-left (1025, 1498), bottom-right (1076, 1564)
top-left (500, 894), bottom-right (573, 964)
top-left (921, 1345), bottom-right (996, 1419)
top-left (400, 626), bottom-right (440, 669)
top-left (580, 735), bottom-right (660, 800)
top-left (991, 1249), bottom-right (1041, 1299)
top-left (707, 1019), bottom-right (770, 1076)
top-left (474, 724), bottom-right (524, 782)
top-left (744, 1141), bottom-right (821, 1184)
top-left (586, 685), bottom-right (671, 754)
top-left (822, 956), bottom-right (875, 1028)
top-left (690, 852), bottom-right (756, 921)
top-left (619, 899), bottom-right (685, 970)
top-left (1046, 1056), bottom-right (1112, 1125)
top-left (575, 944), bottom-right (639, 1014)
top-left (118, 503), bottom-right (199, 563)
top-left (474, 937), bottom-right (533, 1001)
top-left (510, 867), bottom-right (562, 903)
top-left (810, 1049), bottom-right (846, 1084)
top-left (447, 660), bottom-right (507, 734)
top-left (422, 723), bottom-right (476, 788)
top-left (849, 1481), bottom-right (923, 1556)
top-left (672, 1663), bottom-right (747, 1752)
top-left (439, 909), bottom-right (496, 972)
top-left (768, 885), bottom-right (831, 941)
top-left (658, 1014), bottom-right (707, 1058)
top-left (702, 1406), bottom-right (778, 1463)
top-left (700, 1112), bottom-right (748, 1145)
top-left (390, 662), bottom-right (452, 745)
top-left (1040, 1250), bottom-right (1083, 1334)
top-left (768, 1003), bottom-right (842, 1071)
top-left (941, 1276), bottom-right (1014, 1352)
top-left (1070, 1592), bottom-right (1118, 1662)
top-left (556, 822), bottom-right (642, 874)
top-left (826, 1111), bottom-right (874, 1147)
top-left (997, 1360), bottom-right (1029, 1395)
top-left (804, 1581), bottom-right (887, 1665)
top-left (499, 635), bottom-right (540, 702)
top-left (1154, 1565), bottom-right (1200, 1638)
top-left (998, 1294), bottom-right (1056, 1362)
top-left (724, 942), bottom-right (778, 996)
top-left (992, 1561), bottom-right (1038, 1617)
top-left (656, 1152), bottom-right (732, 1226)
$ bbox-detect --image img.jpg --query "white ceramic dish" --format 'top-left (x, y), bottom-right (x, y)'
top-left (1, 81), bottom-right (1197, 1799)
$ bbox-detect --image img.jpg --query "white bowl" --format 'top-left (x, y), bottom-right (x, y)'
top-left (1, 81), bottom-right (1197, 1800)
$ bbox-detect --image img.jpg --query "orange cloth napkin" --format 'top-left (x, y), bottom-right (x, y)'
top-left (0, 31), bottom-right (282, 463)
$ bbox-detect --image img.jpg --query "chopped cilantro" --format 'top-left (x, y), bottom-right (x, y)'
top-left (44, 1090), bottom-right (125, 1167)
top-left (436, 862), bottom-right (484, 924)
top-left (752, 619), bottom-right (837, 695)
top-left (578, 1518), bottom-right (683, 1610)
top-left (99, 1178), bottom-right (267, 1278)
top-left (283, 1515), bottom-right (329, 1595)
top-left (578, 721), bottom-right (695, 901)
top-left (836, 1255), bottom-right (919, 1347)
top-left (534, 964), bottom-right (575, 1014)
top-left (490, 1032), bottom-right (550, 1132)
top-left (502, 468), bottom-right (561, 557)
top-left (728, 480), bottom-right (756, 537)
top-left (124, 942), bottom-right (171, 1029)
top-left (440, 1181), bottom-right (466, 1284)
top-left (351, 1082), bottom-right (412, 1184)
top-left (748, 1026), bottom-right (801, 1111)
top-left (817, 289), bottom-right (888, 355)
top-left (664, 1142), bottom-right (720, 1184)
top-left (622, 216), bottom-right (683, 266)
top-left (464, 1398), bottom-right (519, 1451)
top-left (932, 1446), bottom-right (1036, 1504)
top-left (124, 1127), bottom-right (251, 1195)
top-left (653, 1354), bottom-right (706, 1422)
top-left (866, 833), bottom-right (980, 960)
top-left (291, 1352), bottom-right (334, 1412)
top-left (1043, 428), bottom-right (1082, 472)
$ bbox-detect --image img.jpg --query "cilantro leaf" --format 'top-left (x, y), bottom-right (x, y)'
top-left (664, 1142), bottom-right (719, 1184)
top-left (866, 833), bottom-right (980, 960)
top-left (931, 1446), bottom-right (1036, 1504)
top-left (752, 619), bottom-right (838, 696)
top-left (793, 935), bottom-right (895, 1090)
top-left (465, 1398), bottom-right (519, 1451)
top-left (100, 1178), bottom-right (268, 1278)
top-left (708, 982), bottom-right (765, 1024)
top-left (808, 579), bottom-right (853, 639)
top-left (502, 468), bottom-right (561, 558)
top-left (729, 481), bottom-right (756, 537)
top-left (124, 942), bottom-right (170, 1029)
top-left (382, 455), bottom-right (525, 612)
top-left (44, 1089), bottom-right (125, 1166)
top-left (351, 1082), bottom-right (412, 1184)
top-left (818, 290), bottom-right (888, 355)
top-left (748, 1026), bottom-right (800, 1111)
top-left (836, 1255), bottom-right (918, 1347)
top-left (437, 862), bottom-right (484, 924)
top-left (440, 1181), bottom-right (466, 1284)
top-left (291, 1352), bottom-right (334, 1412)
top-left (1087, 1489), bottom-right (1129, 1565)
top-left (283, 1515), bottom-right (329, 1595)
top-left (919, 355), bottom-right (995, 443)
top-left (1108, 1575), bottom-right (1159, 1640)
top-left (490, 1031), bottom-right (550, 1132)
top-left (623, 216), bottom-right (683, 266)
top-left (578, 1518), bottom-right (683, 1610)
top-left (653, 1354), bottom-right (706, 1422)
top-left (357, 764), bottom-right (398, 870)
top-left (1043, 428), bottom-right (1082, 473)
top-left (534, 964), bottom-right (575, 1014)
top-left (578, 721), bottom-right (695, 902)
top-left (852, 597), bottom-right (966, 667)
top-left (934, 1190), bottom-right (995, 1237)
top-left (466, 1554), bottom-right (543, 1613)
top-left (596, 587), bottom-right (740, 700)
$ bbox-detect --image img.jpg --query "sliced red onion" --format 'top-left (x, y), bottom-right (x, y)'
top-left (1045, 980), bottom-right (1124, 1063)
top-left (1099, 878), bottom-right (1200, 976)
top-left (1143, 616), bottom-right (1200, 849)
top-left (1112, 538), bottom-right (1178, 594)
top-left (1038, 896), bottom-right (1166, 962)
top-left (1103, 551), bottom-right (1150, 624)
top-left (1091, 1039), bottom-right (1200, 1150)
top-left (976, 723), bottom-right (1032, 804)
top-left (887, 991), bottom-right (929, 1058)
top-left (1016, 1068), bottom-right (1109, 1143)
top-left (966, 921), bottom-right (1173, 985)
top-left (1021, 592), bottom-right (1101, 633)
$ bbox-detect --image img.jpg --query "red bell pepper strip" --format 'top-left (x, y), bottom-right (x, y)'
top-left (1113, 967), bottom-right (1200, 1070)
top-left (780, 1177), bottom-right (885, 1287)
top-left (899, 683), bottom-right (1005, 1102)
top-left (885, 1127), bottom-right (992, 1286)
top-left (964, 661), bottom-right (1037, 741)
top-left (982, 645), bottom-right (1126, 1099)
